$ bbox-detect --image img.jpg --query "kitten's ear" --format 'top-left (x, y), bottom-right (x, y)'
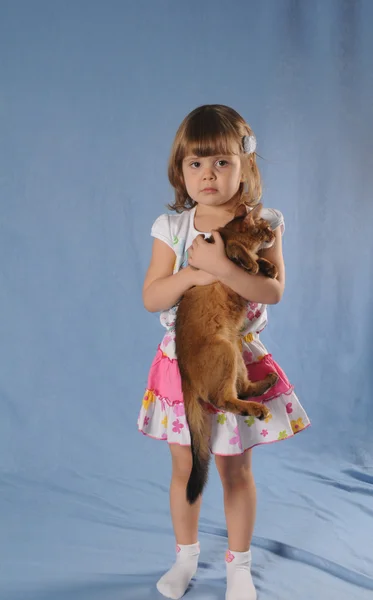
top-left (244, 202), bottom-right (262, 223)
top-left (234, 204), bottom-right (248, 219)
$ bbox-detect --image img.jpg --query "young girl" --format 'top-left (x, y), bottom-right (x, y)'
top-left (137, 104), bottom-right (310, 600)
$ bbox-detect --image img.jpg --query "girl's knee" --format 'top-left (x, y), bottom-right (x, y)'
top-left (170, 443), bottom-right (193, 479)
top-left (215, 450), bottom-right (253, 487)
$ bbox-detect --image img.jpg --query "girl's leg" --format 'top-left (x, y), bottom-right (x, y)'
top-left (169, 443), bottom-right (202, 545)
top-left (215, 449), bottom-right (257, 600)
top-left (215, 449), bottom-right (256, 551)
top-left (157, 444), bottom-right (202, 600)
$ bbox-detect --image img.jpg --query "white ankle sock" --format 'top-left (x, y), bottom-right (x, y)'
top-left (225, 549), bottom-right (257, 600)
top-left (156, 541), bottom-right (200, 599)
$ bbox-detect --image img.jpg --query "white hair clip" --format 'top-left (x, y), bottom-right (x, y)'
top-left (242, 135), bottom-right (257, 154)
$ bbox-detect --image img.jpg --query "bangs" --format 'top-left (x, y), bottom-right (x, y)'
top-left (182, 109), bottom-right (240, 158)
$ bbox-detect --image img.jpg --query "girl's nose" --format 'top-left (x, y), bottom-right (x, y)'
top-left (202, 168), bottom-right (216, 180)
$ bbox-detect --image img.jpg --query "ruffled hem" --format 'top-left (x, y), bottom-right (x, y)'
top-left (137, 425), bottom-right (311, 456)
top-left (137, 390), bottom-right (311, 456)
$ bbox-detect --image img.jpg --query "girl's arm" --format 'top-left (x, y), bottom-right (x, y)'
top-left (218, 227), bottom-right (286, 305)
top-left (143, 239), bottom-right (213, 313)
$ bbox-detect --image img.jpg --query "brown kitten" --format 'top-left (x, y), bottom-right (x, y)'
top-left (175, 203), bottom-right (279, 504)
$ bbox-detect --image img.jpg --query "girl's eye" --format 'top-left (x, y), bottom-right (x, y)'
top-left (189, 159), bottom-right (228, 168)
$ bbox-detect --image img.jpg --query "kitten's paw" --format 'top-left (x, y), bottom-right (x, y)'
top-left (265, 264), bottom-right (278, 279)
top-left (245, 402), bottom-right (270, 420)
top-left (266, 373), bottom-right (279, 388)
top-left (256, 404), bottom-right (270, 420)
top-left (258, 259), bottom-right (278, 279)
top-left (247, 262), bottom-right (259, 274)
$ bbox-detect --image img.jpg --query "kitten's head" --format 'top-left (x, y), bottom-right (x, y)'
top-left (218, 203), bottom-right (275, 248)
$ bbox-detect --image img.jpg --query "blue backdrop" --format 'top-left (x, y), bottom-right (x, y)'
top-left (0, 1), bottom-right (372, 599)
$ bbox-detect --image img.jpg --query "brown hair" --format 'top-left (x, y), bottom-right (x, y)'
top-left (167, 104), bottom-right (262, 213)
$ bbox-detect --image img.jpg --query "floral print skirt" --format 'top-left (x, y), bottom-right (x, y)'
top-left (137, 333), bottom-right (310, 456)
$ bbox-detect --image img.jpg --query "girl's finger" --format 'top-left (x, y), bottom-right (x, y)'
top-left (211, 230), bottom-right (223, 245)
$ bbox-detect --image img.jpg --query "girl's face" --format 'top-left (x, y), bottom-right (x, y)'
top-left (182, 144), bottom-right (243, 208)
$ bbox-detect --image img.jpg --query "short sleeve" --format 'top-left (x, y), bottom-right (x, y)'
top-left (151, 214), bottom-right (174, 250)
top-left (259, 208), bottom-right (285, 250)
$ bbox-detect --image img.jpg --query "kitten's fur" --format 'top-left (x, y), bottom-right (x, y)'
top-left (175, 204), bottom-right (279, 504)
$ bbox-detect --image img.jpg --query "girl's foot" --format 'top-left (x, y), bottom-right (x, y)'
top-left (225, 549), bottom-right (257, 600)
top-left (157, 541), bottom-right (200, 599)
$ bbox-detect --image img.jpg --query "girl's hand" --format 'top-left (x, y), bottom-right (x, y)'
top-left (192, 268), bottom-right (218, 287)
top-left (187, 231), bottom-right (230, 277)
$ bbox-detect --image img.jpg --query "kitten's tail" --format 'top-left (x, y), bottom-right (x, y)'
top-left (184, 390), bottom-right (211, 505)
